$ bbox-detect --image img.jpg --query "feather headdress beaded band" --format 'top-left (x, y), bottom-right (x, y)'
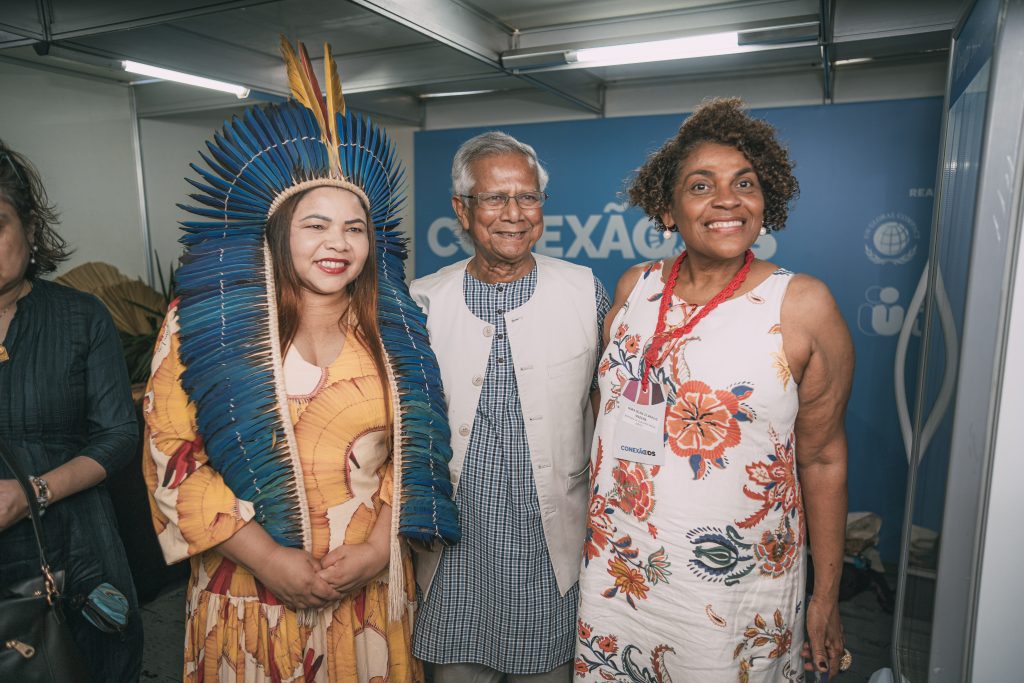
top-left (173, 37), bottom-right (459, 618)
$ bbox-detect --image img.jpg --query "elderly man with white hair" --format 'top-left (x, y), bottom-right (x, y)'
top-left (411, 131), bottom-right (609, 683)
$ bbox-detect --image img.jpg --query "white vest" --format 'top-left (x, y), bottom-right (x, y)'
top-left (410, 254), bottom-right (598, 596)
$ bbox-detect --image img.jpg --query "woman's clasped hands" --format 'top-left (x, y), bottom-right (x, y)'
top-left (317, 538), bottom-right (389, 596)
top-left (248, 545), bottom-right (335, 610)
top-left (248, 541), bottom-right (387, 611)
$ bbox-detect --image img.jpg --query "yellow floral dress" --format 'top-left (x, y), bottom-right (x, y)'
top-left (143, 306), bottom-right (421, 682)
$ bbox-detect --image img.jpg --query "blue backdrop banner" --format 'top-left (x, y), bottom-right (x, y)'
top-left (413, 98), bottom-right (942, 559)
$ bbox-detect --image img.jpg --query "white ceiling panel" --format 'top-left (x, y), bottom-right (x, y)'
top-left (0, 0), bottom-right (965, 123)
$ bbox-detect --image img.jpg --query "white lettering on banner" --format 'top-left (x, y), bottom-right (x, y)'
top-left (599, 214), bottom-right (636, 259)
top-left (427, 217), bottom-right (474, 257)
top-left (426, 208), bottom-right (784, 265)
top-left (425, 204), bottom-right (685, 260)
top-left (535, 215), bottom-right (563, 256)
top-left (564, 214), bottom-right (603, 258)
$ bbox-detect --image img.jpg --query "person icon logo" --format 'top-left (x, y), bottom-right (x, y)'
top-left (857, 285), bottom-right (905, 336)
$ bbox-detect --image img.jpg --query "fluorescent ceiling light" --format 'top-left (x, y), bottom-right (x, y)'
top-left (573, 32), bottom-right (749, 67)
top-left (834, 57), bottom-right (873, 66)
top-left (419, 89), bottom-right (497, 99)
top-left (122, 60), bottom-right (250, 98)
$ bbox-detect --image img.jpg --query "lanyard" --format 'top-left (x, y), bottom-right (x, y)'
top-left (641, 249), bottom-right (754, 390)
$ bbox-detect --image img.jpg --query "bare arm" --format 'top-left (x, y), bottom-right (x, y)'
top-left (216, 521), bottom-right (336, 610)
top-left (604, 262), bottom-right (649, 347)
top-left (0, 456), bottom-right (108, 531)
top-left (782, 274), bottom-right (854, 677)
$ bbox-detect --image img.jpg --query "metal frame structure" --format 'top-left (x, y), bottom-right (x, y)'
top-left (0, 0), bottom-right (963, 121)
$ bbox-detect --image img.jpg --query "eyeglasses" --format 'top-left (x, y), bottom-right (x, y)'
top-left (0, 153), bottom-right (26, 189)
top-left (457, 191), bottom-right (548, 210)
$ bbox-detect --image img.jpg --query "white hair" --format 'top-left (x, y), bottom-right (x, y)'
top-left (451, 131), bottom-right (549, 196)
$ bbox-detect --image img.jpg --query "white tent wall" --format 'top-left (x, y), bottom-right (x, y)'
top-left (0, 59), bottom-right (147, 281)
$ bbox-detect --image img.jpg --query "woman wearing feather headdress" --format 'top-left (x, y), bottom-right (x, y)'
top-left (142, 39), bottom-right (459, 683)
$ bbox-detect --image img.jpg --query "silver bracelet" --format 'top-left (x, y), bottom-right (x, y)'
top-left (28, 475), bottom-right (51, 515)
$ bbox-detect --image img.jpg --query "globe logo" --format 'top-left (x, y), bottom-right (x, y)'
top-left (872, 221), bottom-right (911, 257)
top-left (865, 212), bottom-right (918, 265)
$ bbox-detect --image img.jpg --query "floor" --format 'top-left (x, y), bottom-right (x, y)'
top-left (139, 574), bottom-right (899, 682)
top-left (139, 579), bottom-right (187, 681)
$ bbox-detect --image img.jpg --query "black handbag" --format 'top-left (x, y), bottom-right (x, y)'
top-left (0, 438), bottom-right (91, 682)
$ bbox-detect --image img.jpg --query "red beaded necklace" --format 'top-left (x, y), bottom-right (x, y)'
top-left (641, 249), bottom-right (754, 390)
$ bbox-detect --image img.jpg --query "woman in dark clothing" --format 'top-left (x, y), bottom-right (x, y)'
top-left (0, 141), bottom-right (143, 681)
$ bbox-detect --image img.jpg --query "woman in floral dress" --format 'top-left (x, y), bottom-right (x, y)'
top-left (143, 39), bottom-right (457, 682)
top-left (145, 185), bottom-right (421, 682)
top-left (574, 98), bottom-right (853, 682)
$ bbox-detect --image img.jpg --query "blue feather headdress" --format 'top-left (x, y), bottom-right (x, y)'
top-left (174, 38), bottom-right (459, 617)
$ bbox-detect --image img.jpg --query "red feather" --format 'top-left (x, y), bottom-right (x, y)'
top-left (298, 43), bottom-right (329, 137)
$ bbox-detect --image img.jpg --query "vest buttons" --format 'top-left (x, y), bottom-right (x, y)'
top-left (458, 424), bottom-right (470, 437)
top-left (483, 326), bottom-right (494, 337)
top-left (472, 375), bottom-right (483, 386)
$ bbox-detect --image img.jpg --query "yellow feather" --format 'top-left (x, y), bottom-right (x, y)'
top-left (323, 42), bottom-right (345, 175)
top-left (279, 36), bottom-right (312, 109)
top-left (324, 42), bottom-right (346, 142)
top-left (279, 36), bottom-right (327, 137)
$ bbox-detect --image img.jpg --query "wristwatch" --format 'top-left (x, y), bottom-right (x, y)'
top-left (28, 475), bottom-right (52, 515)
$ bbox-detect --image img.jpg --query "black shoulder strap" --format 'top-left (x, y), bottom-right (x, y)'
top-left (0, 437), bottom-right (51, 571)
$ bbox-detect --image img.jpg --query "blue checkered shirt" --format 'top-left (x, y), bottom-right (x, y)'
top-left (412, 265), bottom-right (610, 674)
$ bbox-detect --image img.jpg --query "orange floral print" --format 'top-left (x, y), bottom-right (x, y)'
top-left (597, 635), bottom-right (618, 654)
top-left (585, 440), bottom-right (614, 564)
top-left (739, 426), bottom-right (802, 536)
top-left (611, 461), bottom-right (655, 522)
top-left (575, 658), bottom-right (590, 676)
top-left (665, 380), bottom-right (745, 479)
top-left (578, 620), bottom-right (593, 640)
top-left (605, 556), bottom-right (650, 608)
top-left (752, 517), bottom-right (800, 578)
top-left (733, 610), bottom-right (795, 682)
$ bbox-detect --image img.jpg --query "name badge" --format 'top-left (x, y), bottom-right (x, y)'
top-left (610, 379), bottom-right (666, 466)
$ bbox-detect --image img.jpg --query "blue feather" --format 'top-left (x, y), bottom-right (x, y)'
top-left (173, 100), bottom-right (459, 549)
